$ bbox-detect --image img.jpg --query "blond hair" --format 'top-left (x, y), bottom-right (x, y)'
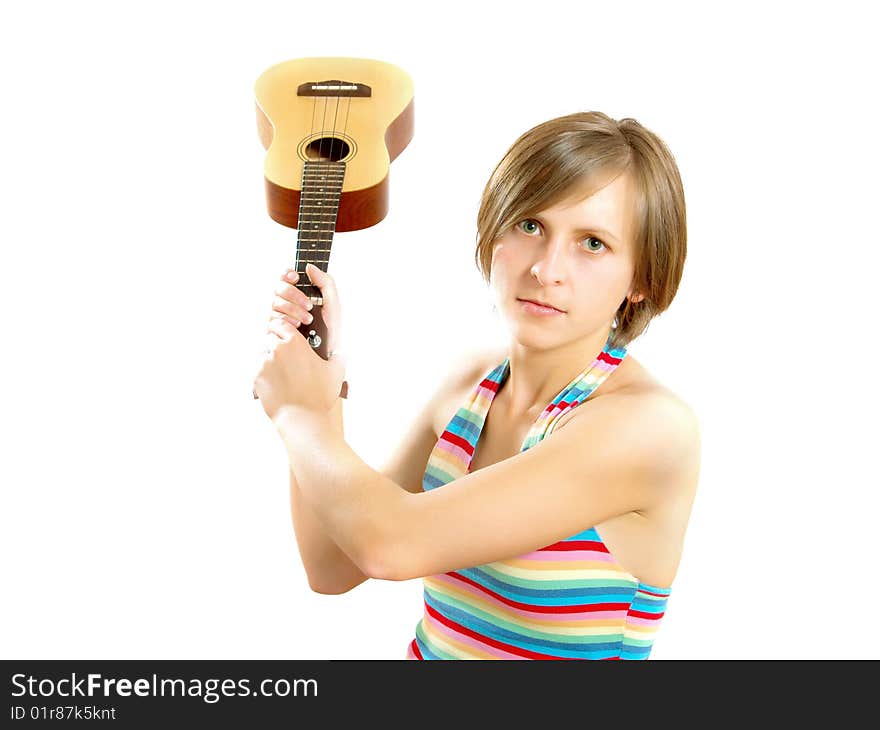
top-left (475, 111), bottom-right (687, 349)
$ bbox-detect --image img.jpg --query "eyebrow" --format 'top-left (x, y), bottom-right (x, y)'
top-left (529, 214), bottom-right (621, 245)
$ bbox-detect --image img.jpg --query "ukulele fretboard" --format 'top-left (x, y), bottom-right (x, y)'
top-left (294, 160), bottom-right (346, 295)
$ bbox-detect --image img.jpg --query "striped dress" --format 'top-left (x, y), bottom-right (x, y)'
top-left (406, 329), bottom-right (672, 660)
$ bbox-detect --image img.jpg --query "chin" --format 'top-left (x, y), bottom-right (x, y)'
top-left (504, 321), bottom-right (560, 348)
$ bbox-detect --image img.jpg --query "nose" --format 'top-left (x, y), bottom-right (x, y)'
top-left (530, 235), bottom-right (568, 286)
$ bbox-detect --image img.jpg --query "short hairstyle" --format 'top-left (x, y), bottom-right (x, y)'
top-left (474, 111), bottom-right (687, 349)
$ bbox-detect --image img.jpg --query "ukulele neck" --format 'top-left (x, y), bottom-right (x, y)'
top-left (295, 160), bottom-right (346, 297)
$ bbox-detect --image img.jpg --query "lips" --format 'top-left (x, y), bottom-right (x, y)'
top-left (517, 298), bottom-right (565, 313)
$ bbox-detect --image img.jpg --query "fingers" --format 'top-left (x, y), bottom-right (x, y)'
top-left (280, 265), bottom-right (338, 307)
top-left (276, 270), bottom-right (314, 309)
top-left (303, 264), bottom-right (344, 354)
top-left (269, 264), bottom-right (340, 336)
top-left (267, 316), bottom-right (297, 342)
top-left (272, 270), bottom-right (314, 326)
top-left (305, 263), bottom-right (339, 305)
top-left (269, 312), bottom-right (306, 330)
top-left (271, 298), bottom-right (313, 327)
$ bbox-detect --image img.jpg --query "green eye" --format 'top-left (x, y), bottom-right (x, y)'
top-left (517, 220), bottom-right (607, 253)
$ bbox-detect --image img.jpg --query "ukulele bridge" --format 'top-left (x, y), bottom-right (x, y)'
top-left (297, 80), bottom-right (371, 98)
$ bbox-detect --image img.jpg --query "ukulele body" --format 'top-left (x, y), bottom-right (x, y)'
top-left (254, 56), bottom-right (415, 231)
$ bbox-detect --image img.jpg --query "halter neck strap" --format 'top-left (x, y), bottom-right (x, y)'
top-left (423, 329), bottom-right (628, 489)
top-left (474, 329), bottom-right (628, 461)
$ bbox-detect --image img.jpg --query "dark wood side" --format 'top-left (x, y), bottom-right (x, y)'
top-left (264, 174), bottom-right (389, 232)
top-left (385, 96), bottom-right (415, 163)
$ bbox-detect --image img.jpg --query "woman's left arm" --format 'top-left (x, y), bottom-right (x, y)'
top-left (274, 393), bottom-right (700, 583)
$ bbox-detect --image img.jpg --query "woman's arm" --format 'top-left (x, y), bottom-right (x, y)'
top-left (289, 397), bottom-right (371, 594)
top-left (286, 357), bottom-right (479, 593)
top-left (276, 354), bottom-right (485, 594)
top-left (290, 476), bottom-right (370, 594)
top-left (277, 391), bottom-right (700, 583)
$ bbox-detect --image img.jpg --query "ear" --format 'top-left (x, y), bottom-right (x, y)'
top-left (628, 290), bottom-right (646, 304)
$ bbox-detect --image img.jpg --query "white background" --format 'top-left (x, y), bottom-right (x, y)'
top-left (2, 0), bottom-right (877, 660)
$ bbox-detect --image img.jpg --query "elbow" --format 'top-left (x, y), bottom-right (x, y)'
top-left (308, 581), bottom-right (350, 595)
top-left (362, 537), bottom-right (407, 583)
top-left (364, 537), bottom-right (423, 583)
top-left (360, 491), bottom-right (413, 582)
top-left (307, 574), bottom-right (358, 595)
top-left (363, 556), bottom-right (396, 583)
top-left (301, 544), bottom-right (397, 594)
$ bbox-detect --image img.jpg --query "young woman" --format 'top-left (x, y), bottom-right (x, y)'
top-left (253, 111), bottom-right (701, 660)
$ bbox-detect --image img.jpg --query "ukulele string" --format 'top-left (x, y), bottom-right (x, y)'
top-left (323, 92), bottom-right (346, 274)
top-left (305, 94), bottom-right (326, 278)
top-left (322, 90), bottom-right (350, 274)
top-left (341, 93), bottom-right (352, 145)
top-left (319, 95), bottom-right (329, 161)
top-left (307, 82), bottom-right (352, 277)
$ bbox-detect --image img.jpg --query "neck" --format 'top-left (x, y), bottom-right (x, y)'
top-left (500, 323), bottom-right (616, 421)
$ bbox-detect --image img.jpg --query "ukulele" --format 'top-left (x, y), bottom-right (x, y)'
top-left (252, 56), bottom-right (414, 400)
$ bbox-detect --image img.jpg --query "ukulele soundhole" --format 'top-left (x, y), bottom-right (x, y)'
top-left (304, 136), bottom-right (350, 162)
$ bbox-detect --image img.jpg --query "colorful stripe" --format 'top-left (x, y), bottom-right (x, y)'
top-left (407, 327), bottom-right (672, 660)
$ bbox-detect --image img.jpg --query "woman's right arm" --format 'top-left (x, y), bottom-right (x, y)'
top-left (288, 397), bottom-right (368, 594)
top-left (290, 356), bottom-right (482, 595)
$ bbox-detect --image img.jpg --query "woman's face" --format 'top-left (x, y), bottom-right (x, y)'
top-left (489, 170), bottom-right (642, 349)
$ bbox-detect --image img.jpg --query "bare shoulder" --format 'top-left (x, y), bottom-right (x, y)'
top-left (380, 348), bottom-right (503, 495)
top-left (602, 353), bottom-right (698, 427)
top-left (430, 346), bottom-right (509, 439)
top-left (627, 388), bottom-right (701, 477)
top-left (563, 354), bottom-right (701, 489)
